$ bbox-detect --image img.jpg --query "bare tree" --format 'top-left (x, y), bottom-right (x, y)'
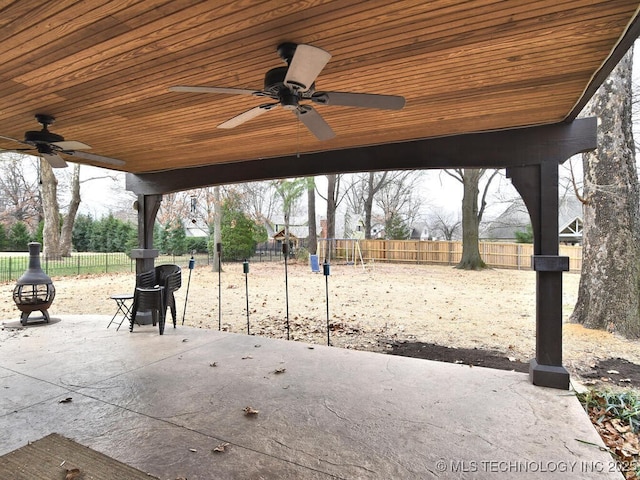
top-left (234, 181), bottom-right (279, 228)
top-left (212, 185), bottom-right (222, 271)
top-left (428, 210), bottom-right (461, 240)
top-left (306, 177), bottom-right (317, 254)
top-left (0, 154), bottom-right (40, 229)
top-left (446, 168), bottom-right (500, 269)
top-left (570, 48), bottom-right (640, 337)
top-left (59, 163), bottom-right (81, 256)
top-left (374, 171), bottom-right (422, 238)
top-left (39, 159), bottom-right (62, 259)
top-left (273, 178), bottom-right (306, 250)
top-left (343, 171), bottom-right (421, 239)
top-left (156, 191), bottom-right (192, 227)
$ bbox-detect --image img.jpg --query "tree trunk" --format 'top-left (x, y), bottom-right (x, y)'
top-left (307, 177), bottom-right (317, 255)
top-left (212, 185), bottom-right (222, 272)
top-left (570, 49), bottom-right (640, 337)
top-left (326, 174), bottom-right (337, 240)
top-left (40, 159), bottom-right (61, 260)
top-left (59, 164), bottom-right (81, 257)
top-left (456, 169), bottom-right (486, 270)
top-left (325, 174), bottom-right (338, 259)
top-left (363, 172), bottom-right (375, 239)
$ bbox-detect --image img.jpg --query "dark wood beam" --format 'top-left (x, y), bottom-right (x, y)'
top-left (126, 118), bottom-right (597, 195)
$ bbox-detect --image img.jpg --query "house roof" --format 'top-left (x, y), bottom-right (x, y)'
top-left (484, 195), bottom-right (583, 240)
top-left (0, 1), bottom-right (638, 181)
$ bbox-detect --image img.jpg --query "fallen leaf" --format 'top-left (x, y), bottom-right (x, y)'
top-left (182, 339), bottom-right (189, 342)
top-left (209, 362), bottom-right (217, 367)
top-left (59, 397), bottom-right (72, 404)
top-left (213, 442), bottom-right (230, 453)
top-left (273, 367), bottom-right (286, 374)
top-left (243, 406), bottom-right (259, 415)
top-left (242, 355), bottom-right (253, 360)
top-left (65, 468), bottom-right (81, 480)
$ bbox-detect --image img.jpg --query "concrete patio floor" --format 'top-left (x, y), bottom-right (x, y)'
top-left (0, 315), bottom-right (623, 479)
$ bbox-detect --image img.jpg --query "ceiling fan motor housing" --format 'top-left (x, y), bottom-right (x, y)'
top-left (24, 129), bottom-right (64, 144)
top-left (264, 66), bottom-right (299, 110)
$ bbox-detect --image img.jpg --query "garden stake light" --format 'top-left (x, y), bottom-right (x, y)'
top-left (323, 259), bottom-right (331, 346)
top-left (181, 255), bottom-right (195, 325)
top-left (283, 242), bottom-right (290, 340)
top-left (243, 259), bottom-right (250, 335)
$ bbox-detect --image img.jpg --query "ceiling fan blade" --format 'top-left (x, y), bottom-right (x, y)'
top-left (284, 44), bottom-right (331, 92)
top-left (169, 86), bottom-right (263, 96)
top-left (41, 152), bottom-right (68, 168)
top-left (65, 150), bottom-right (126, 166)
top-left (218, 103), bottom-right (278, 129)
top-left (311, 91), bottom-right (405, 110)
top-left (0, 134), bottom-right (26, 145)
top-left (52, 140), bottom-right (91, 150)
top-left (296, 106), bottom-right (335, 141)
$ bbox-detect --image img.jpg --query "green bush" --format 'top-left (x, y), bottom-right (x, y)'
top-left (185, 236), bottom-right (208, 253)
top-left (73, 213), bottom-right (136, 253)
top-left (515, 224), bottom-right (533, 244)
top-left (217, 197), bottom-right (259, 261)
top-left (9, 221), bottom-right (30, 251)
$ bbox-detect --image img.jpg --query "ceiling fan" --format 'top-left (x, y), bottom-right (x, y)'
top-left (169, 42), bottom-right (405, 141)
top-left (0, 114), bottom-right (126, 168)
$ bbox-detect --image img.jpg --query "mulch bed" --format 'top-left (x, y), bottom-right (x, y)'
top-left (387, 341), bottom-right (530, 373)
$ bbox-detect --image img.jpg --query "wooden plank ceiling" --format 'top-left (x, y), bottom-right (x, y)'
top-left (0, 0), bottom-right (638, 174)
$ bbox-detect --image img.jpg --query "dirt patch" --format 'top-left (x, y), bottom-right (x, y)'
top-left (579, 358), bottom-right (640, 389)
top-left (387, 341), bottom-right (530, 372)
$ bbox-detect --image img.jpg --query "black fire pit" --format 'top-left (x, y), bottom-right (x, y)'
top-left (12, 242), bottom-right (55, 326)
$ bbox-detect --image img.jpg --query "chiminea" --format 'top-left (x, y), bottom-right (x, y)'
top-left (12, 242), bottom-right (55, 326)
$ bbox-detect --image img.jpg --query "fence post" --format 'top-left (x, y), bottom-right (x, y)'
top-left (77, 256), bottom-right (80, 275)
top-left (105, 252), bottom-right (108, 273)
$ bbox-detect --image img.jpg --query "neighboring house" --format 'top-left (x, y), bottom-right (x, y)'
top-left (184, 217), bottom-right (209, 238)
top-left (483, 195), bottom-right (583, 244)
top-left (267, 216), bottom-right (309, 243)
top-left (409, 222), bottom-right (430, 241)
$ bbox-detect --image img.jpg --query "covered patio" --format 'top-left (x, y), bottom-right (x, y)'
top-left (0, 316), bottom-right (623, 479)
top-left (1, 2), bottom-right (640, 476)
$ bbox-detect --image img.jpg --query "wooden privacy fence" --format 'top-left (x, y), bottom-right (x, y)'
top-left (318, 239), bottom-right (582, 273)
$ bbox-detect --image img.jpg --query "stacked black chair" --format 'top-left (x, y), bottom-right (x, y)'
top-left (155, 265), bottom-right (182, 329)
top-left (130, 266), bottom-right (182, 335)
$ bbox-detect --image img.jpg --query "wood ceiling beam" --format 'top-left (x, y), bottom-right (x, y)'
top-left (566, 10), bottom-right (640, 120)
top-left (127, 117), bottom-right (596, 195)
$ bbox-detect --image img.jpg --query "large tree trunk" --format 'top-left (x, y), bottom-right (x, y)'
top-left (307, 177), bottom-right (317, 255)
top-left (59, 164), bottom-right (81, 257)
top-left (40, 159), bottom-right (61, 260)
top-left (456, 169), bottom-right (486, 269)
top-left (570, 50), bottom-right (640, 338)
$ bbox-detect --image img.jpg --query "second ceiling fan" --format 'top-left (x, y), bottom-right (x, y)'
top-left (169, 43), bottom-right (405, 141)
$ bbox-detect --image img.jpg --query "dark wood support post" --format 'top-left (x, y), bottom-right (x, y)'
top-left (508, 163), bottom-right (570, 389)
top-left (130, 194), bottom-right (161, 274)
